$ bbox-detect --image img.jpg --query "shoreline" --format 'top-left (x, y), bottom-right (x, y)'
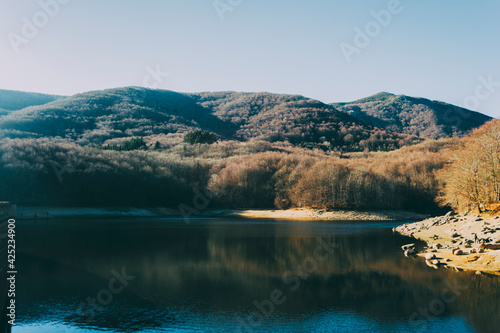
top-left (13, 206), bottom-right (430, 221)
top-left (223, 208), bottom-right (429, 221)
top-left (395, 213), bottom-right (500, 275)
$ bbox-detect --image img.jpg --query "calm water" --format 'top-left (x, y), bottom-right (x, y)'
top-left (7, 218), bottom-right (500, 332)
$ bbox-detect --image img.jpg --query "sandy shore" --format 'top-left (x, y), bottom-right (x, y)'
top-left (395, 213), bottom-right (500, 275)
top-left (15, 206), bottom-right (429, 221)
top-left (224, 208), bottom-right (429, 221)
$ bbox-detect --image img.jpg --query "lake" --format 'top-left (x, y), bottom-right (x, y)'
top-left (8, 218), bottom-right (500, 332)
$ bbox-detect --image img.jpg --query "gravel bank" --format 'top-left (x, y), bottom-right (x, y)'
top-left (395, 212), bottom-right (500, 275)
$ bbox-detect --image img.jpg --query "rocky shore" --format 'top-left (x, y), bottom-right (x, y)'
top-left (395, 212), bottom-right (500, 275)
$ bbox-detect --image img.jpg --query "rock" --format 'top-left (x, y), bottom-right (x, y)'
top-left (404, 249), bottom-right (417, 257)
top-left (401, 243), bottom-right (415, 251)
top-left (453, 249), bottom-right (463, 255)
top-left (444, 258), bottom-right (451, 262)
top-left (478, 248), bottom-right (484, 253)
top-left (425, 253), bottom-right (436, 260)
top-left (431, 259), bottom-right (440, 265)
top-left (444, 211), bottom-right (457, 218)
top-left (468, 255), bottom-right (480, 262)
top-left (425, 260), bottom-right (438, 269)
top-left (475, 271), bottom-right (482, 275)
top-left (480, 243), bottom-right (500, 250)
top-left (432, 243), bottom-right (442, 249)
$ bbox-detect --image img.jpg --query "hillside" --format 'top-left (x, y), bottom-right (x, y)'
top-left (0, 89), bottom-right (64, 112)
top-left (0, 87), bottom-right (495, 210)
top-left (333, 92), bottom-right (492, 138)
top-left (0, 87), bottom-right (419, 152)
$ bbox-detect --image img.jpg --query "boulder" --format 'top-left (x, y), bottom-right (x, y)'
top-left (444, 211), bottom-right (457, 218)
top-left (404, 249), bottom-right (416, 257)
top-left (401, 243), bottom-right (415, 251)
top-left (480, 243), bottom-right (500, 250)
top-left (453, 249), bottom-right (463, 255)
top-left (425, 260), bottom-right (438, 269)
top-left (425, 253), bottom-right (436, 260)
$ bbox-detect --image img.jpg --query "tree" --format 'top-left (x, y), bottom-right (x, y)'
top-left (154, 141), bottom-right (161, 150)
top-left (438, 120), bottom-right (500, 212)
top-left (183, 130), bottom-right (217, 145)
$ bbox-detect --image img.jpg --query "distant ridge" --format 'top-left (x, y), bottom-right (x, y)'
top-left (0, 89), bottom-right (64, 112)
top-left (0, 87), bottom-right (419, 151)
top-left (332, 92), bottom-right (492, 138)
top-left (0, 87), bottom-right (493, 150)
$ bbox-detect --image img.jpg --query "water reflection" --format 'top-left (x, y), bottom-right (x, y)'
top-left (12, 219), bottom-right (500, 332)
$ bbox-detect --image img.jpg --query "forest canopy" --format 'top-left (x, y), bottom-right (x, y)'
top-left (0, 88), bottom-right (496, 213)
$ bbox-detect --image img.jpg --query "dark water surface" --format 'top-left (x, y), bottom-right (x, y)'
top-left (10, 218), bottom-right (500, 332)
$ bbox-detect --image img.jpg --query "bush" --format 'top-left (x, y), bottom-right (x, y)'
top-left (183, 130), bottom-right (217, 145)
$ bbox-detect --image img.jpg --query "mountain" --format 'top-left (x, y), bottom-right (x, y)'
top-left (0, 87), bottom-right (419, 152)
top-left (332, 92), bottom-right (493, 138)
top-left (0, 89), bottom-right (64, 113)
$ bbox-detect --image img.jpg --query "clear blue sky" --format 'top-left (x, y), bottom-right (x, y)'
top-left (1, 0), bottom-right (499, 117)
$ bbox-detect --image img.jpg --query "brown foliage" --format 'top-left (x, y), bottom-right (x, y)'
top-left (438, 120), bottom-right (500, 212)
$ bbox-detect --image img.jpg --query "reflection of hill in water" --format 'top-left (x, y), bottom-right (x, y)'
top-left (16, 219), bottom-right (500, 332)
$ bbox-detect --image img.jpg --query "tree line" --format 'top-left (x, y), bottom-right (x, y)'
top-left (0, 120), bottom-right (498, 213)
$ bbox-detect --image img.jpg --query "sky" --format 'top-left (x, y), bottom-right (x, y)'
top-left (0, 0), bottom-right (499, 117)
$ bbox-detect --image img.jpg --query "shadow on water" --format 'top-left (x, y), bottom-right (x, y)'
top-left (14, 218), bottom-right (500, 332)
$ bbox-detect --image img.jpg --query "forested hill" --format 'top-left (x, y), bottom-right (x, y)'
top-left (0, 89), bottom-right (64, 114)
top-left (0, 87), bottom-right (496, 209)
top-left (333, 92), bottom-right (492, 139)
top-left (0, 87), bottom-right (420, 151)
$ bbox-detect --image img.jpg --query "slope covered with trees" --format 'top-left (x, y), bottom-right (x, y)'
top-left (0, 87), bottom-right (496, 212)
top-left (0, 136), bottom-right (455, 211)
top-left (333, 92), bottom-right (492, 139)
top-left (0, 89), bottom-right (64, 112)
top-left (438, 120), bottom-right (500, 212)
top-left (0, 87), bottom-right (419, 152)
